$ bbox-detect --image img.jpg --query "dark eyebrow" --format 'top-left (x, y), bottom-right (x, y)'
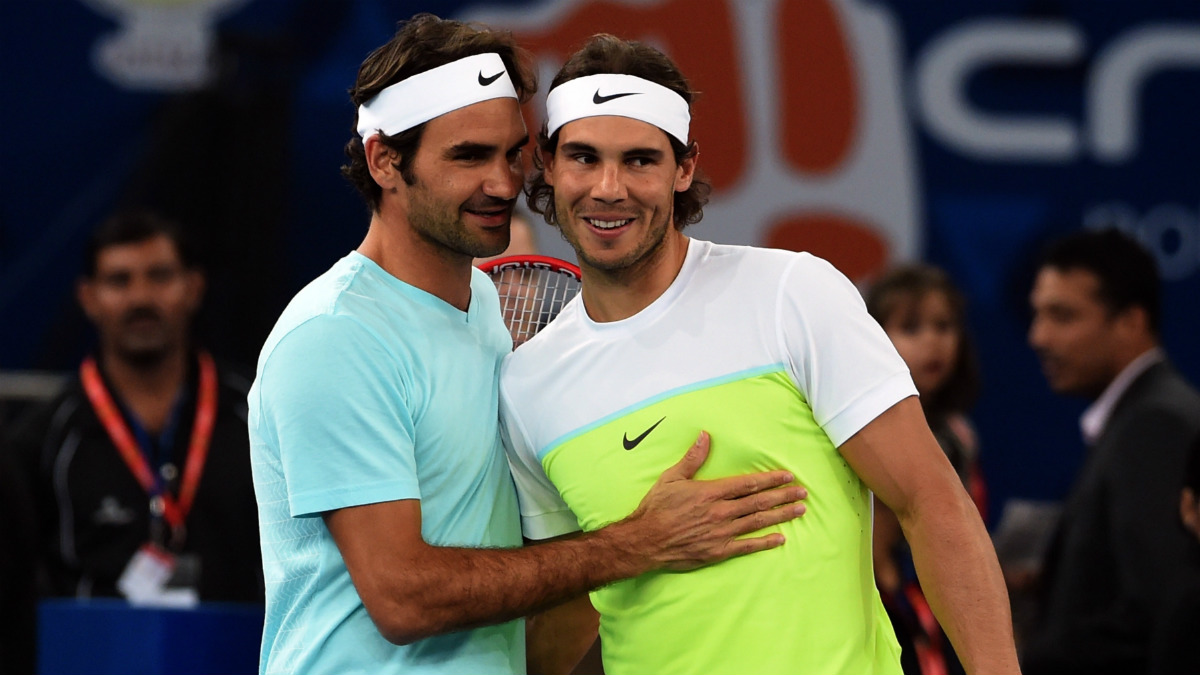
top-left (623, 147), bottom-right (665, 160)
top-left (509, 135), bottom-right (530, 153)
top-left (446, 135), bottom-right (530, 158)
top-left (559, 141), bottom-right (664, 161)
top-left (560, 141), bottom-right (598, 155)
top-left (445, 142), bottom-right (496, 158)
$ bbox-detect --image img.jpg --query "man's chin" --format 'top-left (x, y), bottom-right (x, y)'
top-left (115, 345), bottom-right (171, 369)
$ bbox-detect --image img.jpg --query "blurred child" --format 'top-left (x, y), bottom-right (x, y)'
top-left (866, 264), bottom-right (986, 675)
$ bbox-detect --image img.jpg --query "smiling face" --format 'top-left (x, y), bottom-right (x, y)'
top-left (544, 115), bottom-right (695, 274)
top-left (399, 97), bottom-right (529, 260)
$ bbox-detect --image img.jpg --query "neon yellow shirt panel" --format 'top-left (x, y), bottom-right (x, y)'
top-left (541, 368), bottom-right (902, 675)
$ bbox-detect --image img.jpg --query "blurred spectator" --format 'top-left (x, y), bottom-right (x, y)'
top-left (3, 210), bottom-right (263, 607)
top-left (1023, 228), bottom-right (1200, 675)
top-left (866, 264), bottom-right (985, 675)
top-left (1147, 434), bottom-right (1200, 675)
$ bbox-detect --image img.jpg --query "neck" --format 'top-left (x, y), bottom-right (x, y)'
top-left (100, 347), bottom-right (189, 434)
top-left (581, 232), bottom-right (689, 323)
top-left (1110, 339), bottom-right (1160, 381)
top-left (358, 209), bottom-right (474, 311)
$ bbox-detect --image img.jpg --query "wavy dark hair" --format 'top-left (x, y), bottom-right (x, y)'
top-left (526, 34), bottom-right (711, 230)
top-left (341, 13), bottom-right (537, 213)
top-left (866, 264), bottom-right (980, 423)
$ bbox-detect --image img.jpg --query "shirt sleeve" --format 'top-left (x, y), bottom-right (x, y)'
top-left (257, 314), bottom-right (421, 517)
top-left (498, 371), bottom-right (581, 540)
top-left (777, 254), bottom-right (917, 447)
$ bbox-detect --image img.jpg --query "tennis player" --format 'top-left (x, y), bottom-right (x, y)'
top-left (499, 34), bottom-right (1021, 675)
top-left (248, 15), bottom-right (807, 675)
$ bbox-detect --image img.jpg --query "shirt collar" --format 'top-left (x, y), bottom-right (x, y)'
top-left (1080, 347), bottom-right (1164, 445)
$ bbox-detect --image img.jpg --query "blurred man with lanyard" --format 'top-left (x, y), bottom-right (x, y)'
top-left (5, 210), bottom-right (262, 606)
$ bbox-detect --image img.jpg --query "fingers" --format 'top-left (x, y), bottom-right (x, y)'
top-left (716, 532), bottom-right (788, 559)
top-left (706, 468), bottom-right (796, 500)
top-left (725, 485), bottom-right (808, 520)
top-left (660, 431), bottom-right (711, 482)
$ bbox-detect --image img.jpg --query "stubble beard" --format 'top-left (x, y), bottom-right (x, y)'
top-left (407, 176), bottom-right (512, 260)
top-left (556, 200), bottom-right (673, 274)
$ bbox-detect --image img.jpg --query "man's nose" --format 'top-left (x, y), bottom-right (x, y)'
top-left (590, 163), bottom-right (626, 202)
top-left (483, 157), bottom-right (522, 201)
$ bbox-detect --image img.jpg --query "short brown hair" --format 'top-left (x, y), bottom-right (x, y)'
top-left (526, 34), bottom-right (711, 230)
top-left (341, 13), bottom-right (537, 212)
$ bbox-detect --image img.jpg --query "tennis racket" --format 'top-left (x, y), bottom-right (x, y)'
top-left (476, 255), bottom-right (582, 347)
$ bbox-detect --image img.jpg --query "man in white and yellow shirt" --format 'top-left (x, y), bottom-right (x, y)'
top-left (500, 34), bottom-right (1020, 675)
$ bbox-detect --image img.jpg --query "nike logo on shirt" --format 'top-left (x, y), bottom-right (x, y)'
top-left (623, 416), bottom-right (666, 450)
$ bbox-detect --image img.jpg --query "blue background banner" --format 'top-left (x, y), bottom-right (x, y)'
top-left (2, 0), bottom-right (1198, 518)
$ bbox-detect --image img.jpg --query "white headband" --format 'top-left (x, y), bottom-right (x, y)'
top-left (357, 53), bottom-right (518, 141)
top-left (545, 73), bottom-right (691, 144)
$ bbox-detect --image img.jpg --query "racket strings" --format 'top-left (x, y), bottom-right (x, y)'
top-left (492, 266), bottom-right (580, 346)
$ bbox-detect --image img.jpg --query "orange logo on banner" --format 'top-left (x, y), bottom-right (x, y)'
top-left (486, 0), bottom-right (915, 282)
top-left (511, 0), bottom-right (746, 191)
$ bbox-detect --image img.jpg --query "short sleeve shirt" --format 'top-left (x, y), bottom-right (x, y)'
top-left (250, 251), bottom-right (523, 675)
top-left (499, 240), bottom-right (914, 675)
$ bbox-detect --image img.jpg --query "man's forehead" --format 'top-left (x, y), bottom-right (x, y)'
top-left (558, 115), bottom-right (672, 150)
top-left (1033, 266), bottom-right (1102, 303)
top-left (423, 97), bottom-right (526, 144)
top-left (96, 236), bottom-right (183, 269)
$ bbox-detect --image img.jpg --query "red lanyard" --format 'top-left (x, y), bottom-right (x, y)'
top-left (80, 352), bottom-right (218, 532)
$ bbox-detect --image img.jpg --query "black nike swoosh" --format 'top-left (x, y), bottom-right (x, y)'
top-left (623, 416), bottom-right (666, 451)
top-left (593, 90), bottom-right (641, 105)
top-left (478, 70), bottom-right (503, 86)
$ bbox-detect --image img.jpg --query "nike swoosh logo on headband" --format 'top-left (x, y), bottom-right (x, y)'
top-left (478, 70), bottom-right (504, 86)
top-left (593, 90), bottom-right (640, 104)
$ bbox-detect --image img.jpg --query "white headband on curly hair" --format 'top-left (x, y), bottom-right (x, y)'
top-left (545, 73), bottom-right (690, 144)
top-left (357, 53), bottom-right (517, 141)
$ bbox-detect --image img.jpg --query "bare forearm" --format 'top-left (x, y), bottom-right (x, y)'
top-left (899, 488), bottom-right (1021, 675)
top-left (368, 524), bottom-right (642, 644)
top-left (526, 595), bottom-right (599, 675)
top-left (335, 433), bottom-right (805, 645)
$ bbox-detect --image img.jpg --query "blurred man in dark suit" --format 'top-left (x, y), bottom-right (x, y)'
top-left (1025, 227), bottom-right (1200, 675)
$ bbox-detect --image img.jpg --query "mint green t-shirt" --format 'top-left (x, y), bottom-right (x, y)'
top-left (251, 252), bottom-right (523, 675)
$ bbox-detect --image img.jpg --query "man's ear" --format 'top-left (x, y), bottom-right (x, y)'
top-left (76, 277), bottom-right (99, 322)
top-left (675, 142), bottom-right (698, 193)
top-left (365, 135), bottom-right (405, 190)
top-left (1182, 488), bottom-right (1200, 540)
top-left (183, 269), bottom-right (206, 313)
top-left (1112, 304), bottom-right (1151, 342)
top-left (540, 147), bottom-right (556, 187)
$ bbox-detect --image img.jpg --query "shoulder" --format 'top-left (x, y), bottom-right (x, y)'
top-left (1115, 362), bottom-right (1200, 429)
top-left (2, 376), bottom-right (90, 467)
top-left (4, 376), bottom-right (87, 436)
top-left (691, 242), bottom-right (856, 311)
